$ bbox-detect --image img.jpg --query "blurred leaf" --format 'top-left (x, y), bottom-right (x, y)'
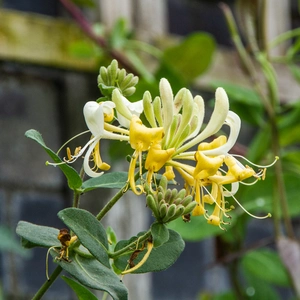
top-left (0, 226), bottom-right (29, 256)
top-left (279, 105), bottom-right (300, 146)
top-left (242, 170), bottom-right (300, 218)
top-left (25, 129), bottom-right (82, 190)
top-left (162, 32), bottom-right (216, 83)
top-left (277, 237), bottom-right (300, 297)
top-left (241, 248), bottom-right (290, 286)
top-left (114, 229), bottom-right (184, 273)
top-left (209, 81), bottom-right (264, 125)
top-left (125, 50), bottom-right (154, 83)
top-left (243, 270), bottom-right (280, 300)
top-left (16, 221), bottom-right (60, 249)
top-left (53, 252), bottom-right (128, 300)
top-left (58, 208), bottom-right (110, 268)
top-left (110, 18), bottom-right (129, 49)
top-left (246, 123), bottom-right (271, 162)
top-left (151, 223), bottom-right (169, 248)
top-left (62, 276), bottom-right (98, 300)
top-left (167, 215), bottom-right (227, 241)
top-left (81, 171), bottom-right (128, 192)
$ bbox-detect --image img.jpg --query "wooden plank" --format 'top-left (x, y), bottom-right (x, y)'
top-left (0, 9), bottom-right (98, 71)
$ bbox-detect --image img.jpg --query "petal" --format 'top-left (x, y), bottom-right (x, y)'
top-left (160, 78), bottom-right (174, 134)
top-left (83, 102), bottom-right (104, 137)
top-left (83, 139), bottom-right (104, 177)
top-left (202, 111), bottom-right (241, 156)
top-left (177, 87), bottom-right (229, 153)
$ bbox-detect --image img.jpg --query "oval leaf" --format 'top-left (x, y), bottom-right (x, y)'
top-left (162, 32), bottom-right (215, 83)
top-left (16, 221), bottom-right (60, 248)
top-left (53, 252), bottom-right (128, 300)
top-left (241, 249), bottom-right (290, 286)
top-left (114, 229), bottom-right (184, 273)
top-left (82, 172), bottom-right (128, 192)
top-left (62, 276), bottom-right (98, 300)
top-left (25, 129), bottom-right (82, 190)
top-left (58, 208), bottom-right (110, 268)
top-left (151, 223), bottom-right (169, 248)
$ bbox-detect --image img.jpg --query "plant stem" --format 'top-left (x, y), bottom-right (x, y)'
top-left (109, 230), bottom-right (151, 259)
top-left (32, 266), bottom-right (62, 300)
top-left (96, 171), bottom-right (140, 221)
top-left (59, 0), bottom-right (137, 75)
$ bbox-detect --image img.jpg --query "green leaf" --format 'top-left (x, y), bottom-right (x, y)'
top-left (58, 208), bottom-right (110, 268)
top-left (0, 226), bottom-right (29, 256)
top-left (25, 129), bottom-right (82, 190)
top-left (110, 18), bottom-right (129, 49)
top-left (241, 249), bottom-right (290, 286)
top-left (242, 170), bottom-right (300, 218)
top-left (162, 32), bottom-right (216, 83)
top-left (167, 215), bottom-right (223, 241)
top-left (209, 81), bottom-right (264, 125)
top-left (243, 272), bottom-right (280, 300)
top-left (62, 276), bottom-right (98, 300)
top-left (53, 252), bottom-right (128, 300)
top-left (16, 221), bottom-right (60, 249)
top-left (151, 223), bottom-right (169, 248)
top-left (81, 172), bottom-right (128, 192)
top-left (247, 123), bottom-right (271, 162)
top-left (114, 229), bottom-right (184, 273)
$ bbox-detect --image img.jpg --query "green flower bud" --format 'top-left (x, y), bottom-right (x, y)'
top-left (146, 194), bottom-right (160, 219)
top-left (180, 195), bottom-right (193, 207)
top-left (168, 205), bottom-right (185, 222)
top-left (158, 175), bottom-right (168, 192)
top-left (183, 201), bottom-right (197, 215)
top-left (164, 189), bottom-right (172, 203)
top-left (159, 202), bottom-right (168, 219)
top-left (162, 203), bottom-right (176, 223)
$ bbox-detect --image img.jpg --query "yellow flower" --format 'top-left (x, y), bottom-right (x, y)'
top-left (48, 101), bottom-right (129, 177)
top-left (127, 116), bottom-right (164, 194)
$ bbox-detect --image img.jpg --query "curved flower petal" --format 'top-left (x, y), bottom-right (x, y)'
top-left (202, 111), bottom-right (241, 156)
top-left (83, 139), bottom-right (104, 177)
top-left (83, 102), bottom-right (104, 137)
top-left (177, 87), bottom-right (229, 154)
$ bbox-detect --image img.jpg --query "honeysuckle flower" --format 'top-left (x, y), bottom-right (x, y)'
top-left (48, 101), bottom-right (129, 177)
top-left (112, 89), bottom-right (143, 128)
top-left (127, 115), bottom-right (164, 194)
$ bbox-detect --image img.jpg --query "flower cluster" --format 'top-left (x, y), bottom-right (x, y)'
top-left (50, 60), bottom-right (276, 229)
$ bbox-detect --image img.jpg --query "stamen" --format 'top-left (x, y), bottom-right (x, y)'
top-left (222, 185), bottom-right (271, 219)
top-left (232, 154), bottom-right (279, 169)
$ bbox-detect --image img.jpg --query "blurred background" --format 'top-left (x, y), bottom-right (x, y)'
top-left (1, 0), bottom-right (300, 299)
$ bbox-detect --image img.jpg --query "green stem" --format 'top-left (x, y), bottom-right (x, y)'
top-left (96, 171), bottom-right (140, 221)
top-left (109, 230), bottom-right (151, 259)
top-left (32, 266), bottom-right (62, 300)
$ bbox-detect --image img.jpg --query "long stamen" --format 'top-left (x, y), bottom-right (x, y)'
top-left (232, 155), bottom-right (279, 169)
top-left (56, 130), bottom-right (90, 155)
top-left (222, 185), bottom-right (271, 219)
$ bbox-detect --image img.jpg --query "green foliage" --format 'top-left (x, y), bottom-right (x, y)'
top-left (16, 221), bottom-right (60, 249)
top-left (61, 276), bottom-right (98, 300)
top-left (114, 229), bottom-right (184, 274)
top-left (151, 223), bottom-right (169, 248)
top-left (25, 129), bottom-right (82, 191)
top-left (52, 251), bottom-right (128, 300)
top-left (209, 80), bottom-right (264, 126)
top-left (242, 248), bottom-right (290, 286)
top-left (81, 172), bottom-right (128, 192)
top-left (161, 33), bottom-right (216, 84)
top-left (58, 208), bottom-right (110, 268)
